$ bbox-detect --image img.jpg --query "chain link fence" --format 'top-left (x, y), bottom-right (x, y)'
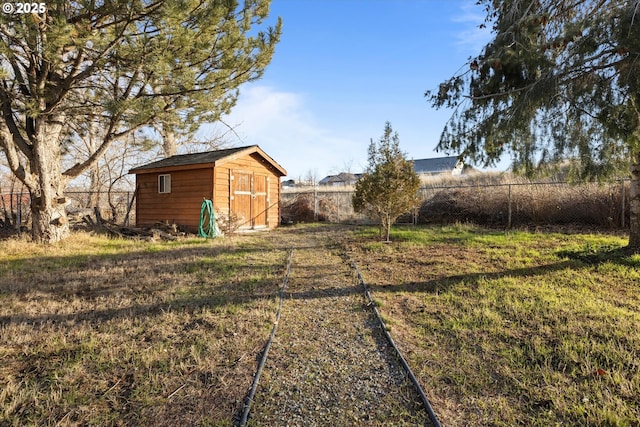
top-left (281, 180), bottom-right (631, 230)
top-left (281, 186), bottom-right (368, 224)
top-left (0, 190), bottom-right (135, 235)
top-left (2, 180), bottom-right (630, 236)
top-left (418, 180), bottom-right (629, 228)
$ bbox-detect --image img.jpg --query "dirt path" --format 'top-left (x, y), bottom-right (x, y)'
top-left (246, 226), bottom-right (431, 426)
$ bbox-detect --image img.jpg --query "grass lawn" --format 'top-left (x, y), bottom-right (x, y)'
top-left (347, 224), bottom-right (640, 426)
top-left (0, 232), bottom-right (288, 426)
top-left (1, 224), bottom-right (638, 426)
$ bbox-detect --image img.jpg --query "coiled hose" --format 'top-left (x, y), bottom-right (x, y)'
top-left (198, 199), bottom-right (220, 238)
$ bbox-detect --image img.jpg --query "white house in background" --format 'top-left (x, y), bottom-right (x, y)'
top-left (412, 156), bottom-right (464, 177)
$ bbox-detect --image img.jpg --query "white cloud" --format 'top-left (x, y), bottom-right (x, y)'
top-left (452, 1), bottom-right (492, 54)
top-left (199, 85), bottom-right (365, 180)
top-left (223, 86), bottom-right (309, 136)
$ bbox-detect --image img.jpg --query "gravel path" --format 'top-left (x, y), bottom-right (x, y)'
top-left (246, 227), bottom-right (432, 426)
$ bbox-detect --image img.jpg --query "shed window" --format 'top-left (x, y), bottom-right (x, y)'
top-left (158, 174), bottom-right (171, 193)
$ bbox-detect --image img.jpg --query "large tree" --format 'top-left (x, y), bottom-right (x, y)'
top-left (0, 0), bottom-right (281, 242)
top-left (353, 122), bottom-right (420, 242)
top-left (427, 0), bottom-right (640, 249)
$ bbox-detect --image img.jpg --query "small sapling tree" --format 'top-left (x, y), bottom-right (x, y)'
top-left (353, 122), bottom-right (420, 242)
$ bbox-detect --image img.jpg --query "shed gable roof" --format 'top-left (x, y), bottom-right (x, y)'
top-left (129, 145), bottom-right (287, 176)
top-left (413, 156), bottom-right (461, 174)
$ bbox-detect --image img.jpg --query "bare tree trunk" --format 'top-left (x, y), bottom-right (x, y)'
top-left (88, 163), bottom-right (101, 208)
top-left (87, 121), bottom-right (102, 208)
top-left (161, 125), bottom-right (177, 157)
top-left (30, 114), bottom-right (70, 243)
top-left (384, 213), bottom-right (391, 242)
top-left (628, 151), bottom-right (640, 251)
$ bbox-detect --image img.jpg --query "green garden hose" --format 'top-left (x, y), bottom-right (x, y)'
top-left (198, 199), bottom-right (220, 238)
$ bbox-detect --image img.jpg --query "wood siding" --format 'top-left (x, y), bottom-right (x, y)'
top-left (136, 168), bottom-right (213, 232)
top-left (214, 153), bottom-right (281, 229)
top-left (136, 151), bottom-right (282, 232)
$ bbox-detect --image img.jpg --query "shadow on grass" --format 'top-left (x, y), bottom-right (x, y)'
top-left (351, 228), bottom-right (639, 296)
top-left (6, 224), bottom-right (634, 326)
top-left (0, 224), bottom-right (361, 329)
top-left (0, 243), bottom-right (289, 326)
top-left (365, 243), bottom-right (639, 295)
top-left (556, 245), bottom-right (640, 267)
top-left (271, 259), bottom-right (578, 302)
top-left (0, 293), bottom-right (266, 327)
top-left (368, 260), bottom-right (577, 295)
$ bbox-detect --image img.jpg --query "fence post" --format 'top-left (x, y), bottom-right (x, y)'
top-left (507, 184), bottom-right (512, 229)
top-left (126, 192), bottom-right (131, 226)
top-left (314, 186), bottom-right (318, 221)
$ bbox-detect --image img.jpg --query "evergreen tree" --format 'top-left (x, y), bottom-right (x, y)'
top-left (0, 0), bottom-right (281, 243)
top-left (353, 122), bottom-right (420, 242)
top-left (427, 0), bottom-right (640, 250)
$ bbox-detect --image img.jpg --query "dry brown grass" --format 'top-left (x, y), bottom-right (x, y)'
top-left (1, 232), bottom-right (288, 426)
top-left (280, 187), bottom-right (366, 224)
top-left (281, 172), bottom-right (630, 230)
top-left (4, 224), bottom-right (638, 426)
top-left (419, 179), bottom-right (628, 229)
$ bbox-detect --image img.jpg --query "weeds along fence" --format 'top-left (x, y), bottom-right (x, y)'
top-left (0, 190), bottom-right (135, 234)
top-left (281, 180), bottom-right (631, 229)
top-left (2, 181), bottom-right (630, 234)
top-left (280, 186), bottom-right (367, 224)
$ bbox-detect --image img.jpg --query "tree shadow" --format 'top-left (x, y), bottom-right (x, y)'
top-left (357, 243), bottom-right (639, 296)
top-left (367, 260), bottom-right (577, 295)
top-left (556, 245), bottom-right (640, 267)
top-left (0, 292), bottom-right (267, 327)
top-left (0, 224), bottom-right (358, 329)
top-left (0, 244), bottom-right (289, 327)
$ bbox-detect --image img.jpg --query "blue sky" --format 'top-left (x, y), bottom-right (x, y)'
top-left (202, 0), bottom-right (501, 180)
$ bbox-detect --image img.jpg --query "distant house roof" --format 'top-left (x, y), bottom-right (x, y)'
top-left (129, 145), bottom-right (287, 176)
top-left (413, 156), bottom-right (463, 175)
top-left (319, 172), bottom-right (361, 186)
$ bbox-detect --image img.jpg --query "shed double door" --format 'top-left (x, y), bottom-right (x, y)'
top-left (231, 170), bottom-right (268, 229)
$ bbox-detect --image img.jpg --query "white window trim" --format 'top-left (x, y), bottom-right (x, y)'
top-left (158, 174), bottom-right (171, 193)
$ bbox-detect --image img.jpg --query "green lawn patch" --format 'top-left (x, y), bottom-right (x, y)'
top-left (348, 224), bottom-right (640, 426)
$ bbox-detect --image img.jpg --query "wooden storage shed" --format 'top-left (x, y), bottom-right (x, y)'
top-left (129, 145), bottom-right (287, 232)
